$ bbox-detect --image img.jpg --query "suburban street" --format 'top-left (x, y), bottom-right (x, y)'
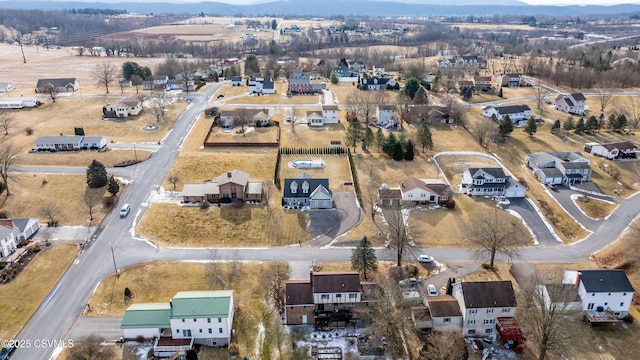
top-left (10, 81), bottom-right (640, 360)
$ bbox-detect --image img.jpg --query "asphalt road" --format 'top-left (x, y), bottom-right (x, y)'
top-left (11, 82), bottom-right (640, 360)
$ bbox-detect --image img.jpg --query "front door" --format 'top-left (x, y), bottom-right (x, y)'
top-left (183, 329), bottom-right (192, 337)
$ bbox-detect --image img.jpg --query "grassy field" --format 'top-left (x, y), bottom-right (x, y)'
top-left (0, 243), bottom-right (77, 339)
top-left (0, 174), bottom-right (113, 225)
top-left (280, 156), bottom-right (351, 193)
top-left (205, 124), bottom-right (280, 144)
top-left (573, 196), bottom-right (618, 219)
top-left (87, 260), bottom-right (288, 359)
top-left (280, 122), bottom-right (346, 148)
top-left (137, 203), bottom-right (311, 247)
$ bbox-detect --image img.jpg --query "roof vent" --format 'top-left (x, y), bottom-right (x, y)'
top-left (227, 172), bottom-right (232, 178)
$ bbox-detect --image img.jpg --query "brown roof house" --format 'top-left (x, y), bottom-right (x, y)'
top-left (103, 95), bottom-right (143, 118)
top-left (378, 177), bottom-right (453, 208)
top-left (452, 280), bottom-right (518, 336)
top-left (218, 108), bottom-right (270, 128)
top-left (412, 295), bottom-right (463, 333)
top-left (284, 271), bottom-right (374, 327)
top-left (181, 170), bottom-right (262, 204)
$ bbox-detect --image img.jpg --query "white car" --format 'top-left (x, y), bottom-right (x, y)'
top-left (418, 254), bottom-right (434, 263)
top-left (427, 284), bottom-right (438, 296)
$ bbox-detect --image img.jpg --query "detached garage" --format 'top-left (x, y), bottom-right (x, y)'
top-left (504, 178), bottom-right (527, 198)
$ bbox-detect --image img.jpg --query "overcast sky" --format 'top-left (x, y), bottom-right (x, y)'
top-left (14, 0), bottom-right (640, 5)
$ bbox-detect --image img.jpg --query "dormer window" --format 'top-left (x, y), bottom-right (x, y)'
top-left (302, 181), bottom-right (309, 194)
top-left (290, 181), bottom-right (298, 194)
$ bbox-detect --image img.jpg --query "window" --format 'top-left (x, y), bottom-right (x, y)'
top-left (199, 329), bottom-right (203, 333)
top-left (604, 302), bottom-right (608, 306)
top-left (443, 318), bottom-right (451, 323)
top-left (485, 329), bottom-right (493, 334)
top-left (208, 328), bottom-right (212, 334)
top-left (620, 302), bottom-right (624, 307)
top-left (218, 318), bottom-right (222, 323)
top-left (468, 320), bottom-right (476, 325)
top-left (486, 309), bottom-right (494, 314)
top-left (588, 303), bottom-right (595, 310)
top-left (219, 328), bottom-right (223, 334)
top-left (336, 294), bottom-right (342, 299)
top-left (207, 318), bottom-right (211, 323)
top-left (321, 294), bottom-right (329, 300)
top-left (502, 308), bottom-right (510, 313)
top-left (608, 293), bottom-right (611, 296)
top-left (349, 294), bottom-right (357, 299)
top-left (483, 319), bottom-right (495, 325)
top-left (592, 293), bottom-right (595, 296)
top-left (176, 329), bottom-right (180, 334)
top-left (468, 329), bottom-right (476, 335)
top-left (194, 318), bottom-right (197, 322)
top-left (469, 309), bottom-right (477, 314)
top-left (182, 319), bottom-right (185, 323)
top-left (624, 293), bottom-right (627, 296)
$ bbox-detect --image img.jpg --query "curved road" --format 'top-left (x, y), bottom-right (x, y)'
top-left (11, 82), bottom-right (640, 360)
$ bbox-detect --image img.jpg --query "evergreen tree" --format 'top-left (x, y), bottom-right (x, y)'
top-left (614, 113), bottom-right (628, 131)
top-left (363, 127), bottom-right (374, 148)
top-left (350, 236), bottom-right (378, 281)
top-left (552, 120), bottom-right (561, 130)
top-left (271, 19), bottom-right (277, 30)
top-left (414, 85), bottom-right (429, 105)
top-left (344, 118), bottom-right (363, 150)
top-left (523, 116), bottom-right (537, 136)
top-left (499, 115), bottom-right (514, 136)
top-left (382, 132), bottom-right (397, 156)
top-left (461, 85), bottom-right (473, 100)
top-left (375, 128), bottom-right (385, 152)
top-left (575, 117), bottom-right (585, 134)
top-left (563, 116), bottom-right (575, 130)
top-left (586, 115), bottom-right (599, 132)
top-left (404, 140), bottom-right (415, 161)
top-left (415, 122), bottom-right (433, 151)
top-left (106, 175), bottom-right (120, 196)
top-left (608, 113), bottom-right (617, 130)
top-left (86, 160), bottom-right (108, 189)
top-left (393, 142), bottom-right (404, 161)
top-left (403, 78), bottom-right (421, 100)
top-left (329, 72), bottom-right (339, 84)
top-left (498, 87), bottom-right (503, 98)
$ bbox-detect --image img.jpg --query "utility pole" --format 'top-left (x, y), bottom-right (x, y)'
top-left (20, 44), bottom-right (26, 63)
top-left (109, 242), bottom-right (119, 278)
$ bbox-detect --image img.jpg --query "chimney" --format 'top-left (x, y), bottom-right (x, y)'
top-left (575, 272), bottom-right (582, 289)
top-left (227, 171), bottom-right (232, 178)
top-left (310, 270), bottom-right (314, 286)
top-left (169, 300), bottom-right (173, 307)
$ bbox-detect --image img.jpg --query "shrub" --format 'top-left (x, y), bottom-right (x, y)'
top-left (481, 263), bottom-right (492, 269)
top-left (25, 127), bottom-right (34, 135)
top-left (200, 200), bottom-right (210, 209)
top-left (219, 197), bottom-right (232, 204)
top-left (228, 343), bottom-right (240, 355)
top-left (136, 335), bottom-right (145, 343)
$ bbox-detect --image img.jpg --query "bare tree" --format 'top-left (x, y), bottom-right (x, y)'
top-left (92, 62), bottom-right (117, 94)
top-left (0, 143), bottom-right (20, 196)
top-left (67, 334), bottom-right (115, 360)
top-left (519, 269), bottom-right (585, 360)
top-left (534, 80), bottom-right (547, 117)
top-left (167, 172), bottom-right (181, 191)
top-left (262, 263), bottom-right (288, 317)
top-left (346, 90), bottom-right (385, 126)
top-left (149, 92), bottom-right (172, 125)
top-left (233, 108), bottom-right (252, 136)
top-left (43, 83), bottom-right (59, 102)
top-left (131, 74), bottom-right (143, 94)
top-left (365, 168), bottom-right (380, 221)
top-left (419, 332), bottom-right (467, 360)
top-left (40, 203), bottom-right (62, 227)
top-left (461, 209), bottom-right (525, 268)
top-left (207, 249), bottom-right (226, 289)
top-left (596, 87), bottom-right (615, 114)
top-left (360, 278), bottom-right (417, 359)
top-left (0, 110), bottom-right (15, 135)
top-left (379, 204), bottom-right (416, 267)
top-left (179, 59), bottom-right (195, 94)
top-left (82, 190), bottom-right (102, 222)
top-left (261, 181), bottom-right (275, 211)
top-left (626, 97), bottom-right (640, 130)
top-left (470, 117), bottom-right (498, 147)
top-left (442, 93), bottom-right (467, 125)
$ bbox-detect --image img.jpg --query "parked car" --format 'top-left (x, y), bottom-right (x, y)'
top-left (0, 346), bottom-right (14, 360)
top-left (399, 277), bottom-right (418, 287)
top-left (119, 204), bottom-right (131, 218)
top-left (217, 94), bottom-right (225, 99)
top-left (427, 284), bottom-right (438, 296)
top-left (419, 254), bottom-right (434, 263)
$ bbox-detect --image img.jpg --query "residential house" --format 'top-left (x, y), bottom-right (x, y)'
top-left (377, 185), bottom-right (402, 208)
top-left (282, 173), bottom-right (333, 209)
top-left (248, 77), bottom-right (276, 94)
top-left (584, 141), bottom-right (637, 160)
top-left (563, 269), bottom-right (635, 319)
top-left (181, 170), bottom-right (262, 203)
top-left (121, 290), bottom-right (234, 357)
top-left (525, 152), bottom-right (592, 184)
top-left (452, 281), bottom-right (518, 336)
top-left (376, 105), bottom-right (398, 128)
top-left (437, 56), bottom-right (486, 68)
top-left (360, 77), bottom-right (395, 90)
top-left (482, 104), bottom-right (531, 125)
top-left (284, 271), bottom-right (374, 326)
top-left (0, 96), bottom-right (41, 109)
top-left (306, 111), bottom-right (324, 127)
top-left (103, 95), bottom-right (143, 118)
top-left (119, 80), bottom-right (132, 88)
top-left (0, 82), bottom-right (14, 93)
top-left (322, 105), bottom-right (339, 124)
top-left (379, 177), bottom-right (452, 206)
top-left (142, 81), bottom-right (154, 91)
top-left (222, 58), bottom-right (240, 65)
top-left (554, 93), bottom-right (587, 115)
top-left (348, 60), bottom-right (366, 72)
top-left (332, 68), bottom-right (359, 83)
top-left (495, 74), bottom-right (528, 87)
top-left (536, 283), bottom-right (582, 312)
top-left (34, 135), bottom-right (107, 151)
top-left (35, 78), bottom-right (80, 93)
top-left (218, 108), bottom-right (270, 128)
top-left (166, 79), bottom-right (195, 91)
top-left (459, 167), bottom-right (526, 198)
top-left (424, 295), bottom-right (464, 332)
top-left (0, 223), bottom-right (20, 258)
top-left (407, 105), bottom-right (453, 124)
top-left (231, 76), bottom-right (243, 86)
top-left (5, 218), bottom-right (40, 240)
top-left (152, 75), bottom-right (169, 91)
top-left (611, 57), bottom-right (637, 69)
top-left (472, 75), bottom-right (492, 90)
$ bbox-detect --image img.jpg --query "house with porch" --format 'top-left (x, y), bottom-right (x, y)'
top-left (103, 95), bottom-right (143, 118)
top-left (472, 75), bottom-right (492, 90)
top-left (0, 223), bottom-right (20, 259)
top-left (0, 96), bottom-right (41, 109)
top-left (584, 141), bottom-right (637, 160)
top-left (482, 104), bottom-right (531, 125)
top-left (378, 177), bottom-right (452, 207)
top-left (496, 74), bottom-right (528, 87)
top-left (452, 281), bottom-right (518, 336)
top-left (282, 173), bottom-right (333, 209)
top-left (181, 170), bottom-right (262, 203)
top-left (563, 269), bottom-right (635, 320)
top-left (525, 152), bottom-right (592, 185)
top-left (459, 167), bottom-right (526, 198)
top-left (554, 93), bottom-right (587, 115)
top-left (35, 78), bottom-right (80, 93)
top-left (360, 77), bottom-right (395, 90)
top-left (284, 271), bottom-right (374, 326)
top-left (306, 110), bottom-right (324, 127)
top-left (322, 105), bottom-right (339, 124)
top-left (121, 290), bottom-right (234, 357)
top-left (376, 105), bottom-right (398, 128)
top-left (34, 135), bottom-right (107, 151)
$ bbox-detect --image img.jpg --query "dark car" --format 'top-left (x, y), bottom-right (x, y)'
top-left (0, 346), bottom-right (13, 360)
top-left (217, 94), bottom-right (225, 99)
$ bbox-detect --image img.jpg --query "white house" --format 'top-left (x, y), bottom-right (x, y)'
top-left (554, 93), bottom-right (587, 115)
top-left (322, 105), bottom-right (339, 124)
top-left (0, 82), bottom-right (14, 93)
top-left (584, 141), bottom-right (637, 160)
top-left (536, 284), bottom-right (582, 312)
top-left (121, 290), bottom-right (234, 357)
top-left (306, 111), bottom-right (324, 127)
top-left (526, 152), bottom-right (592, 185)
top-left (482, 104), bottom-right (531, 124)
top-left (332, 68), bottom-right (359, 83)
top-left (0, 223), bottom-right (19, 258)
top-left (103, 95), bottom-right (143, 118)
top-left (376, 105), bottom-right (398, 127)
top-left (231, 76), bottom-right (243, 86)
top-left (425, 295), bottom-right (463, 332)
top-left (0, 96), bottom-right (41, 109)
top-left (563, 270), bottom-right (635, 319)
top-left (248, 77), bottom-right (275, 94)
top-left (218, 108), bottom-right (270, 128)
top-left (34, 136), bottom-right (107, 151)
top-left (459, 168), bottom-right (526, 198)
top-left (452, 281), bottom-right (518, 336)
top-left (396, 177), bottom-right (452, 205)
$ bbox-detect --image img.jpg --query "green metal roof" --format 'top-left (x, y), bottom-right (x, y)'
top-left (170, 290), bottom-right (233, 319)
top-left (120, 303), bottom-right (171, 329)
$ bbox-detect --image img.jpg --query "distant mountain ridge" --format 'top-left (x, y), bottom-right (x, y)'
top-left (0, 0), bottom-right (639, 17)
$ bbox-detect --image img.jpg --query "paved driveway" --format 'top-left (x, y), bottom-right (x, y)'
top-left (547, 186), bottom-right (616, 232)
top-left (505, 198), bottom-right (559, 245)
top-left (307, 191), bottom-right (362, 247)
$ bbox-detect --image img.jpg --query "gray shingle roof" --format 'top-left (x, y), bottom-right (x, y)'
top-left (496, 105), bottom-right (530, 115)
top-left (579, 270), bottom-right (635, 293)
top-left (460, 281), bottom-right (517, 308)
top-left (468, 167), bottom-right (506, 179)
